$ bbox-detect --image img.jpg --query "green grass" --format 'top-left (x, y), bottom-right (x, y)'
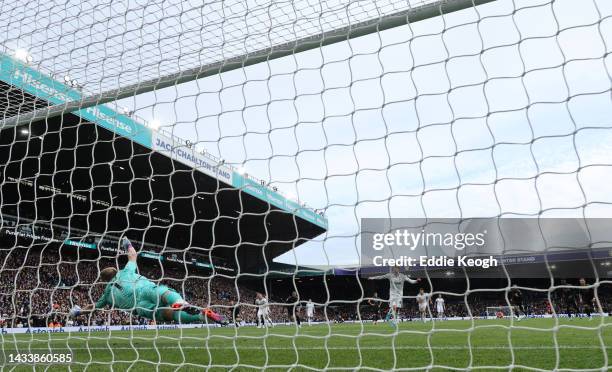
top-left (2, 318), bottom-right (612, 371)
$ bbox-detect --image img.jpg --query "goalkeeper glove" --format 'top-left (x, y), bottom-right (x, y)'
top-left (121, 236), bottom-right (133, 253)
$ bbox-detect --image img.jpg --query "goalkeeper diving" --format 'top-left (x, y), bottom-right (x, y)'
top-left (70, 237), bottom-right (228, 325)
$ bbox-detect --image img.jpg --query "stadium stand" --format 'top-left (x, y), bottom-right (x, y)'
top-left (2, 243), bottom-right (610, 329)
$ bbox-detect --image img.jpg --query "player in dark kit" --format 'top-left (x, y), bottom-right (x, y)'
top-left (368, 292), bottom-right (382, 324)
top-left (285, 291), bottom-right (301, 327)
top-left (577, 278), bottom-right (597, 320)
top-left (557, 279), bottom-right (579, 319)
top-left (230, 300), bottom-right (242, 327)
top-left (509, 287), bottom-right (528, 321)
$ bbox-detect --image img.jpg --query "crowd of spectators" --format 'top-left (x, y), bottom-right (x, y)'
top-left (0, 247), bottom-right (306, 328)
top-left (0, 247), bottom-right (257, 327)
top-left (1, 247), bottom-right (611, 328)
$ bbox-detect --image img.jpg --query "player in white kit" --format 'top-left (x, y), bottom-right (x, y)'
top-left (306, 299), bottom-right (315, 326)
top-left (369, 266), bottom-right (419, 326)
top-left (435, 294), bottom-right (445, 320)
top-left (255, 292), bottom-right (273, 328)
top-left (416, 288), bottom-right (431, 321)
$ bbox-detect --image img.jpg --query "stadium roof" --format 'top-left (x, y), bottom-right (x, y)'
top-left (0, 52), bottom-right (327, 272)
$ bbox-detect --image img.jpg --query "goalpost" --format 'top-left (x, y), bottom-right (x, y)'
top-left (1, 0), bottom-right (612, 370)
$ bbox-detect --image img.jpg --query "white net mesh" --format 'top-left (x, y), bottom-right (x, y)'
top-left (0, 0), bottom-right (445, 94)
top-left (1, 0), bottom-right (612, 370)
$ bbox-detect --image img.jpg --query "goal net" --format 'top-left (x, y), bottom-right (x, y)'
top-left (1, 0), bottom-right (611, 370)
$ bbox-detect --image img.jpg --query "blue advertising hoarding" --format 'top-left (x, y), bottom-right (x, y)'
top-left (0, 52), bottom-right (327, 229)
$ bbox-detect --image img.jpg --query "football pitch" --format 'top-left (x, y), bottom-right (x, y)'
top-left (2, 318), bottom-right (611, 371)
